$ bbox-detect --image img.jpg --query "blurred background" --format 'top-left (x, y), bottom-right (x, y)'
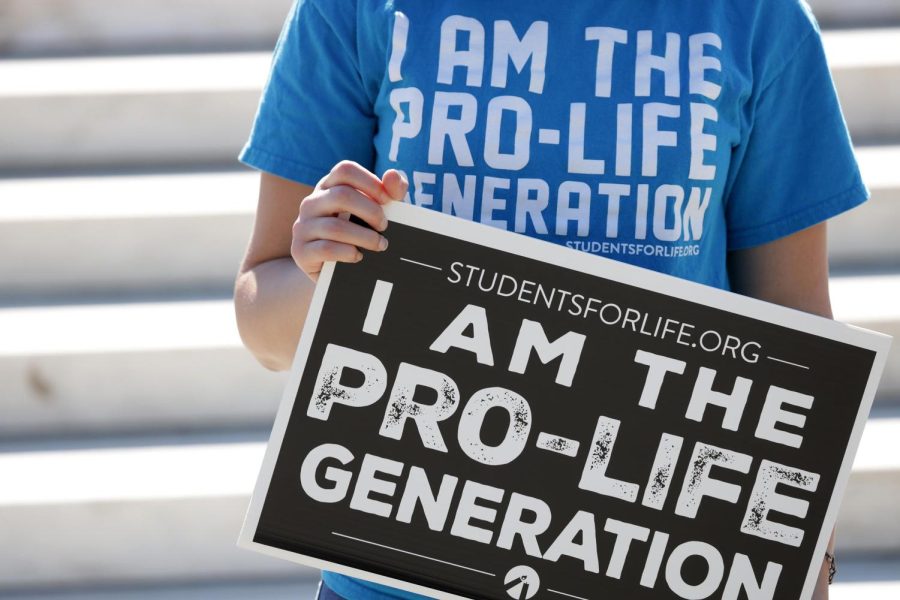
top-left (0, 0), bottom-right (898, 598)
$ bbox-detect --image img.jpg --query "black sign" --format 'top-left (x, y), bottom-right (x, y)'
top-left (240, 202), bottom-right (890, 600)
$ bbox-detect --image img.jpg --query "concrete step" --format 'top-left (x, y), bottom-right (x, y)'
top-left (836, 412), bottom-right (900, 554)
top-left (829, 145), bottom-right (900, 269)
top-left (0, 276), bottom-right (896, 438)
top-left (834, 579), bottom-right (900, 600)
top-left (0, 170), bottom-right (258, 302)
top-left (0, 0), bottom-right (895, 59)
top-left (0, 434), bottom-right (306, 590)
top-left (0, 565), bottom-right (898, 600)
top-left (0, 0), bottom-right (292, 57)
top-left (0, 52), bottom-right (268, 172)
top-left (0, 144), bottom-right (896, 303)
top-left (1, 29), bottom-right (898, 171)
top-left (809, 0), bottom-right (900, 29)
top-left (0, 415), bottom-right (896, 590)
top-left (0, 579), bottom-right (320, 600)
top-left (0, 299), bottom-right (287, 438)
top-left (823, 28), bottom-right (900, 144)
top-left (3, 573), bottom-right (320, 600)
top-left (830, 274), bottom-right (900, 405)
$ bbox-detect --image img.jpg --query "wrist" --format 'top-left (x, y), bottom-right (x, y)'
top-left (824, 551), bottom-right (837, 585)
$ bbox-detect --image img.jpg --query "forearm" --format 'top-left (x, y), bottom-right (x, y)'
top-left (234, 167), bottom-right (401, 372)
top-left (234, 257), bottom-right (316, 372)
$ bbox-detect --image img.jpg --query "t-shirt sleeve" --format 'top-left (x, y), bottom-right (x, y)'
top-left (723, 27), bottom-right (869, 251)
top-left (238, 0), bottom-right (376, 186)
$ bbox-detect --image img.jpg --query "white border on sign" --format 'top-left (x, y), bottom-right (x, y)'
top-left (238, 201), bottom-right (892, 600)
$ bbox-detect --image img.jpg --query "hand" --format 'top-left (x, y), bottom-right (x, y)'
top-left (291, 161), bottom-right (407, 281)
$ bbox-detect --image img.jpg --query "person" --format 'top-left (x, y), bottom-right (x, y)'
top-left (233, 0), bottom-right (866, 598)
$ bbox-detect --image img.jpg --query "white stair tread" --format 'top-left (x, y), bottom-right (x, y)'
top-left (0, 441), bottom-right (264, 506)
top-left (830, 274), bottom-right (900, 323)
top-left (809, 0), bottom-right (900, 26)
top-left (0, 27), bottom-right (895, 98)
top-left (0, 171), bottom-right (257, 221)
top-left (0, 437), bottom-right (255, 506)
top-left (0, 0), bottom-right (888, 59)
top-left (0, 52), bottom-right (270, 97)
top-left (0, 144), bottom-right (895, 223)
top-left (856, 145), bottom-right (900, 189)
top-left (0, 0), bottom-right (291, 56)
top-left (851, 416), bottom-right (900, 472)
top-left (0, 267), bottom-right (893, 353)
top-left (833, 582), bottom-right (900, 600)
top-left (0, 414), bottom-right (896, 507)
top-left (822, 28), bottom-right (900, 69)
top-left (0, 300), bottom-right (240, 355)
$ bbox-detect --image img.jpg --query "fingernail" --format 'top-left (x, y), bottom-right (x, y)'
top-left (378, 237), bottom-right (389, 251)
top-left (355, 252), bottom-right (364, 262)
top-left (379, 218), bottom-right (389, 231)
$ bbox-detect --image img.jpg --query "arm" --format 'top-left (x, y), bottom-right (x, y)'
top-left (233, 173), bottom-right (315, 371)
top-left (727, 222), bottom-right (835, 600)
top-left (233, 164), bottom-right (406, 372)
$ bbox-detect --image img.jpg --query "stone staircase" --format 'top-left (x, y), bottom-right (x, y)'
top-left (0, 0), bottom-right (898, 598)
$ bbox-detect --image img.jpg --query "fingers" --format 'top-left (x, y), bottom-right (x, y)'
top-left (300, 184), bottom-right (388, 232)
top-left (300, 217), bottom-right (389, 253)
top-left (292, 239), bottom-right (364, 278)
top-left (319, 160), bottom-right (393, 204)
top-left (293, 161), bottom-right (403, 281)
top-left (382, 169), bottom-right (409, 202)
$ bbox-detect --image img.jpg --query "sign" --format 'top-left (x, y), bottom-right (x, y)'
top-left (239, 201), bottom-right (890, 600)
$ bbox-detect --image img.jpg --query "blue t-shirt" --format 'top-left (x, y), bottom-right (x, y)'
top-left (239, 0), bottom-right (867, 597)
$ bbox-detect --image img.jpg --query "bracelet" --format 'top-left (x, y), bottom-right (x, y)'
top-left (824, 551), bottom-right (837, 585)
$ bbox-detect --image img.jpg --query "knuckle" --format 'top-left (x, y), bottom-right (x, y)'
top-left (291, 230), bottom-right (310, 251)
top-left (328, 184), bottom-right (352, 204)
top-left (319, 218), bottom-right (343, 238)
top-left (369, 202), bottom-right (387, 221)
top-left (299, 194), bottom-right (320, 217)
top-left (332, 160), bottom-right (358, 177)
top-left (307, 238), bottom-right (330, 254)
top-left (363, 227), bottom-right (382, 247)
top-left (292, 214), bottom-right (307, 236)
top-left (303, 238), bottom-right (322, 253)
top-left (301, 240), bottom-right (328, 265)
top-left (290, 240), bottom-right (308, 267)
top-left (346, 193), bottom-right (375, 219)
top-left (318, 240), bottom-right (341, 256)
top-left (317, 240), bottom-right (348, 261)
top-left (325, 240), bottom-right (359, 262)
